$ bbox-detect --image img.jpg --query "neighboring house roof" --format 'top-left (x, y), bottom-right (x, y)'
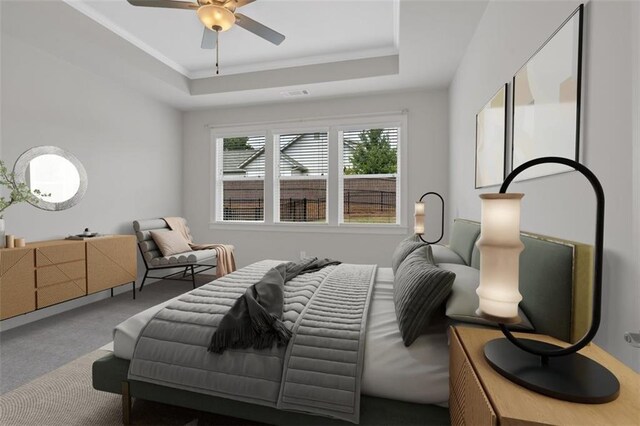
top-left (223, 149), bottom-right (256, 174)
top-left (237, 134), bottom-right (308, 172)
top-left (280, 152), bottom-right (308, 172)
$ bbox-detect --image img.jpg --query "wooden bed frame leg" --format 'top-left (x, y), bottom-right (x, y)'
top-left (122, 381), bottom-right (131, 425)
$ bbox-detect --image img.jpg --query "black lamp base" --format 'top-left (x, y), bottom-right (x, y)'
top-left (484, 338), bottom-right (620, 404)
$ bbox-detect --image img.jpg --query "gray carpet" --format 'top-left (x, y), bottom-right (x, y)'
top-left (0, 349), bottom-right (263, 426)
top-left (0, 276), bottom-right (214, 394)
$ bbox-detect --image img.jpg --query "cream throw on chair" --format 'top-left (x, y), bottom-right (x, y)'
top-left (163, 217), bottom-right (237, 278)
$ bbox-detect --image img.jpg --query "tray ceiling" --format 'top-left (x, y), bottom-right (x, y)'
top-left (69, 0), bottom-right (400, 78)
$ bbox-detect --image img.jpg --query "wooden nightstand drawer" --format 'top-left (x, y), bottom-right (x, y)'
top-left (450, 328), bottom-right (496, 426)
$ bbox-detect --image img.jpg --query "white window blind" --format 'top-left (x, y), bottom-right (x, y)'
top-left (278, 132), bottom-right (328, 223)
top-left (218, 135), bottom-right (266, 221)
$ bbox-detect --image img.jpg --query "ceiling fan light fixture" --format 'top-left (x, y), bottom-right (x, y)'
top-left (197, 5), bottom-right (236, 31)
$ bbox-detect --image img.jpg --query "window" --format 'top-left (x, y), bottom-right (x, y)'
top-left (340, 128), bottom-right (399, 224)
top-left (212, 114), bottom-right (406, 231)
top-left (278, 132), bottom-right (328, 223)
top-left (216, 135), bottom-right (266, 221)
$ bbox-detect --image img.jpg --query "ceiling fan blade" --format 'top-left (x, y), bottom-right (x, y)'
top-left (201, 28), bottom-right (217, 49)
top-left (225, 0), bottom-right (257, 8)
top-left (126, 0), bottom-right (198, 10)
top-left (234, 13), bottom-right (285, 45)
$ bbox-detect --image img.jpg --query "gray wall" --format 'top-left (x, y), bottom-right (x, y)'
top-left (1, 33), bottom-right (183, 239)
top-left (633, 1), bottom-right (640, 361)
top-left (182, 90), bottom-right (450, 268)
top-left (449, 0), bottom-right (639, 370)
top-left (0, 31), bottom-right (183, 328)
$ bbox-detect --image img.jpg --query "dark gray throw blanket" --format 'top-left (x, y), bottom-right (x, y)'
top-left (208, 257), bottom-right (341, 353)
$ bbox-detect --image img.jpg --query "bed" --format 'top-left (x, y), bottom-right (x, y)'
top-left (92, 219), bottom-right (594, 425)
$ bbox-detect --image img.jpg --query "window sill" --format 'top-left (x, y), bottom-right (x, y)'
top-left (208, 222), bottom-right (408, 235)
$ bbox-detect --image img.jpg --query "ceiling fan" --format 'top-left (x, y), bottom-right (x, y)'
top-left (126, 0), bottom-right (285, 74)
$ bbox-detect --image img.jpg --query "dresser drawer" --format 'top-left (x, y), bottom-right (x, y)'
top-left (36, 260), bottom-right (86, 288)
top-left (450, 329), bottom-right (497, 426)
top-left (37, 279), bottom-right (86, 308)
top-left (35, 243), bottom-right (85, 267)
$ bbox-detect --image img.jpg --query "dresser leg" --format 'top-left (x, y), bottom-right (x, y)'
top-left (110, 288), bottom-right (114, 298)
top-left (132, 281), bottom-right (136, 300)
top-left (122, 381), bottom-right (131, 425)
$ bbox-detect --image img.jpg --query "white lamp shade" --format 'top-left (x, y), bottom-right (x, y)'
top-left (197, 5), bottom-right (236, 31)
top-left (414, 202), bottom-right (425, 234)
top-left (476, 193), bottom-right (525, 323)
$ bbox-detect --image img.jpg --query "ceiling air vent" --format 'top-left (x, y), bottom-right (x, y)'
top-left (281, 89), bottom-right (310, 98)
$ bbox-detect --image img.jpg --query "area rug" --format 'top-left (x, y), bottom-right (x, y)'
top-left (0, 349), bottom-right (261, 426)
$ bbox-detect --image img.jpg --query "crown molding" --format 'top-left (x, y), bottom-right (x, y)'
top-left (189, 46), bottom-right (399, 79)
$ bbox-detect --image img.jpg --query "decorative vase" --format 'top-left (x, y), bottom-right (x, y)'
top-left (0, 218), bottom-right (5, 249)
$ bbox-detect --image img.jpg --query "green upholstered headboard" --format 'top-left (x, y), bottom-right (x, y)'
top-left (450, 219), bottom-right (593, 344)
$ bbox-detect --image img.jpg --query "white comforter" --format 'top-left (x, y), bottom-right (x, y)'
top-left (112, 267), bottom-right (450, 405)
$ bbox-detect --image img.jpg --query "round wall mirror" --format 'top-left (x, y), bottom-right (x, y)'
top-left (13, 146), bottom-right (88, 211)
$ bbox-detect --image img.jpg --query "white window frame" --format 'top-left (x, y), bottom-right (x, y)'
top-left (209, 112), bottom-right (408, 234)
top-left (273, 127), bottom-right (330, 224)
top-left (337, 124), bottom-right (402, 226)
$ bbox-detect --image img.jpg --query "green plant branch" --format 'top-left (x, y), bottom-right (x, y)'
top-left (0, 160), bottom-right (49, 219)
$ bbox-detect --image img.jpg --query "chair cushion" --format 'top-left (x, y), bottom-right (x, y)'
top-left (150, 230), bottom-right (192, 257)
top-left (149, 249), bottom-right (217, 267)
top-left (394, 246), bottom-right (456, 346)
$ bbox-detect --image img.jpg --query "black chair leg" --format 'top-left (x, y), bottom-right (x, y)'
top-left (182, 267), bottom-right (189, 278)
top-left (132, 281), bottom-right (136, 300)
top-left (191, 265), bottom-right (196, 289)
top-left (139, 270), bottom-right (149, 292)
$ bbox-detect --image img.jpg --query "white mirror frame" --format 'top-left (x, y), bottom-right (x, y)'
top-left (13, 146), bottom-right (88, 211)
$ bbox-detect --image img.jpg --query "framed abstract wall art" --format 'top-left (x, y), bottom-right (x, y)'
top-left (475, 84), bottom-right (507, 188)
top-left (511, 4), bottom-right (584, 181)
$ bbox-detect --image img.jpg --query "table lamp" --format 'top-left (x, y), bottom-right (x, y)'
top-left (476, 156), bottom-right (619, 403)
top-left (414, 191), bottom-right (444, 244)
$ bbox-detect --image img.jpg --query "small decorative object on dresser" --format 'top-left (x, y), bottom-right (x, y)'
top-left (450, 326), bottom-right (639, 426)
top-left (0, 235), bottom-right (137, 320)
top-left (414, 191), bottom-right (445, 244)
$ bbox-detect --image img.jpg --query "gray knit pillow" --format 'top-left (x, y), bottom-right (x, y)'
top-left (391, 234), bottom-right (429, 274)
top-left (394, 246), bottom-right (456, 346)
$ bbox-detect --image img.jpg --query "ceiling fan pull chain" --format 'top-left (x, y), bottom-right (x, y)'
top-left (216, 30), bottom-right (220, 75)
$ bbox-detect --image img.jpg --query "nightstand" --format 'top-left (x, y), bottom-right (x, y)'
top-left (449, 326), bottom-right (639, 425)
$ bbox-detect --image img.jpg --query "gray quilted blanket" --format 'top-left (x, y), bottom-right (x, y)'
top-left (128, 260), bottom-right (376, 424)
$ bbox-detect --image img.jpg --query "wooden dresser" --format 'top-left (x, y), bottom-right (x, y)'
top-left (0, 235), bottom-right (137, 320)
top-left (450, 326), bottom-right (640, 426)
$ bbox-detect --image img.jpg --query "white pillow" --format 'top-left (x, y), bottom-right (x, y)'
top-left (150, 230), bottom-right (191, 257)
